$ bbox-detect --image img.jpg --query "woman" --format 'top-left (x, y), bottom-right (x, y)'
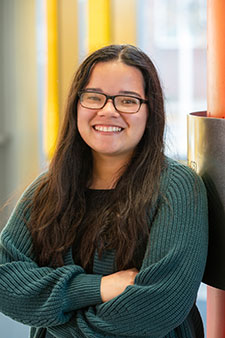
top-left (0, 44), bottom-right (208, 337)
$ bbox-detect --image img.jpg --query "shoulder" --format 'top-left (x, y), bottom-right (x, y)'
top-left (24, 171), bottom-right (48, 193)
top-left (0, 172), bottom-right (47, 243)
top-left (160, 157), bottom-right (207, 201)
top-left (19, 171), bottom-right (48, 202)
top-left (6, 171), bottom-right (48, 223)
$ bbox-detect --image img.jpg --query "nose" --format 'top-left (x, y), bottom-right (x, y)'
top-left (97, 99), bottom-right (120, 117)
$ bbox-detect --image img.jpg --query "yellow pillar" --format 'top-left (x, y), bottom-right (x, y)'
top-left (45, 0), bottom-right (59, 159)
top-left (88, 0), bottom-right (111, 53)
top-left (58, 0), bottom-right (79, 113)
top-left (111, 0), bottom-right (136, 45)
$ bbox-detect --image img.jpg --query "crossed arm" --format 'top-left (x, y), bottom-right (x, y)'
top-left (0, 163), bottom-right (208, 337)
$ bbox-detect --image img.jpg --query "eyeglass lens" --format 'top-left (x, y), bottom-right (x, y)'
top-left (80, 92), bottom-right (141, 113)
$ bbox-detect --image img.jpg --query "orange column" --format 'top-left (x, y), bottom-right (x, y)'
top-left (207, 0), bottom-right (225, 336)
top-left (207, 0), bottom-right (225, 118)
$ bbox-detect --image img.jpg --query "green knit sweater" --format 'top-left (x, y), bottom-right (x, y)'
top-left (0, 158), bottom-right (208, 338)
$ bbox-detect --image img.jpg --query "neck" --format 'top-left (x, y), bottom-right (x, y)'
top-left (90, 152), bottom-right (131, 189)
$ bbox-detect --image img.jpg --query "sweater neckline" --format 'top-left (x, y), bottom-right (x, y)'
top-left (86, 188), bottom-right (114, 192)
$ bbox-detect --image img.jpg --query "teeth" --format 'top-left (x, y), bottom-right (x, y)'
top-left (94, 126), bottom-right (122, 132)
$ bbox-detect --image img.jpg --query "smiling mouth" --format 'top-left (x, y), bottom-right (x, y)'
top-left (93, 125), bottom-right (123, 132)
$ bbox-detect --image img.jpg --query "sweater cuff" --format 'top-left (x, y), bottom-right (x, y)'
top-left (63, 273), bottom-right (102, 312)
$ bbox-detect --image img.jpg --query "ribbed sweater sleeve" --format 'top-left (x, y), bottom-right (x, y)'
top-left (47, 160), bottom-right (208, 338)
top-left (0, 176), bottom-right (102, 327)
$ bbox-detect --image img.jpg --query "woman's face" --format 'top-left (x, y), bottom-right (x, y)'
top-left (77, 61), bottom-right (148, 162)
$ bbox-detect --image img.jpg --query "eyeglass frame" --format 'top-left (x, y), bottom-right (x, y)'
top-left (78, 90), bottom-right (148, 114)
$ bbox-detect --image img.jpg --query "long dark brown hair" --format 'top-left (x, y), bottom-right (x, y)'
top-left (28, 44), bottom-right (166, 269)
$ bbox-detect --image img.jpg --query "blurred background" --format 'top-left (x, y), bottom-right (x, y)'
top-left (0, 0), bottom-right (207, 336)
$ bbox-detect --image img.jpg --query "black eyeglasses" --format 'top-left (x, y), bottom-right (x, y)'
top-left (78, 91), bottom-right (148, 114)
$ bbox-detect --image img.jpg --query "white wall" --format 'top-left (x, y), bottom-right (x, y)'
top-left (0, 0), bottom-right (40, 229)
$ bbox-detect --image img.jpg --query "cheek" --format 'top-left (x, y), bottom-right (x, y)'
top-left (77, 105), bottom-right (88, 132)
top-left (132, 112), bottom-right (148, 135)
top-left (77, 109), bottom-right (82, 131)
top-left (77, 106), bottom-right (96, 145)
top-left (76, 109), bottom-right (82, 135)
top-left (142, 110), bottom-right (148, 130)
top-left (134, 114), bottom-right (148, 144)
top-left (77, 106), bottom-right (88, 140)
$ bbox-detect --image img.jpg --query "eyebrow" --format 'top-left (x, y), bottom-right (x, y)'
top-left (119, 90), bottom-right (142, 98)
top-left (85, 88), bottom-right (142, 98)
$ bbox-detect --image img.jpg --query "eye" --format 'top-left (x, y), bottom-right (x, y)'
top-left (119, 96), bottom-right (139, 106)
top-left (85, 94), bottom-right (102, 102)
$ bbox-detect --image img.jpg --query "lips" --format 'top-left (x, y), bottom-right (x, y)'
top-left (93, 125), bottom-right (123, 132)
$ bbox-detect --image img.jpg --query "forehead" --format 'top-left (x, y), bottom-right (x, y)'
top-left (85, 61), bottom-right (145, 94)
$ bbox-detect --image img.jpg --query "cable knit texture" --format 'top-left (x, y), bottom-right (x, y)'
top-left (0, 158), bottom-right (208, 337)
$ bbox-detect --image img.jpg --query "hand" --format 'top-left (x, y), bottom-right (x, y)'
top-left (100, 268), bottom-right (139, 303)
